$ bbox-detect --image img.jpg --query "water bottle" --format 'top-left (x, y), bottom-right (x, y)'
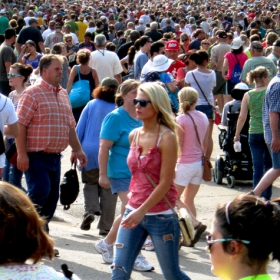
top-left (234, 141), bottom-right (242, 152)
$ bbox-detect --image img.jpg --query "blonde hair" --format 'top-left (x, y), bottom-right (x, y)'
top-left (178, 87), bottom-right (198, 113)
top-left (246, 66), bottom-right (269, 85)
top-left (115, 79), bottom-right (140, 107)
top-left (138, 82), bottom-right (177, 133)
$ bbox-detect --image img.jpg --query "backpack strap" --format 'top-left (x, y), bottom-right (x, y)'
top-left (233, 53), bottom-right (240, 66)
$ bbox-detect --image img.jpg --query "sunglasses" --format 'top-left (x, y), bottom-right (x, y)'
top-left (7, 73), bottom-right (22, 78)
top-left (66, 40), bottom-right (72, 42)
top-left (133, 99), bottom-right (151, 107)
top-left (148, 40), bottom-right (153, 43)
top-left (182, 39), bottom-right (188, 42)
top-left (206, 235), bottom-right (250, 253)
top-left (202, 43), bottom-right (210, 45)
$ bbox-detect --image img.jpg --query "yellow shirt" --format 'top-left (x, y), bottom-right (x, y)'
top-left (37, 17), bottom-right (43, 26)
top-left (76, 21), bottom-right (88, 43)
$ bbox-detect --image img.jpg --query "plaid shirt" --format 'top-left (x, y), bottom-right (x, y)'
top-left (263, 73), bottom-right (280, 144)
top-left (17, 79), bottom-right (76, 153)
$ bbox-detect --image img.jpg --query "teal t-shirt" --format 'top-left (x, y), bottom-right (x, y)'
top-left (100, 106), bottom-right (142, 179)
top-left (240, 274), bottom-right (273, 280)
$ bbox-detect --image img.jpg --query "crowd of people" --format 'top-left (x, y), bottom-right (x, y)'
top-left (1, 0), bottom-right (280, 279)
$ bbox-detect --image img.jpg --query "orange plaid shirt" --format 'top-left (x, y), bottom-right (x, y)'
top-left (17, 79), bottom-right (76, 153)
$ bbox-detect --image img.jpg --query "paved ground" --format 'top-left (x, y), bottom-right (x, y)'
top-left (43, 126), bottom-right (280, 279)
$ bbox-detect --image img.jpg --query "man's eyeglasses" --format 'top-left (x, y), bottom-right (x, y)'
top-left (133, 99), bottom-right (152, 107)
top-left (7, 73), bottom-right (22, 78)
top-left (206, 235), bottom-right (250, 253)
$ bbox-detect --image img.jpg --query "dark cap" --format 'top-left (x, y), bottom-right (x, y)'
top-left (28, 17), bottom-right (38, 25)
top-left (273, 39), bottom-right (280, 47)
top-left (101, 77), bottom-right (119, 88)
top-left (218, 31), bottom-right (227, 38)
top-left (166, 19), bottom-right (171, 24)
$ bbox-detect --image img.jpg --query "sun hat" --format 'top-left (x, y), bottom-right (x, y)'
top-left (231, 37), bottom-right (244, 49)
top-left (153, 55), bottom-right (174, 72)
top-left (165, 40), bottom-right (180, 51)
top-left (231, 82), bottom-right (249, 100)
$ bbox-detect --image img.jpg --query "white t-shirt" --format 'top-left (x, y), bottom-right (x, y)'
top-left (86, 27), bottom-right (95, 33)
top-left (89, 49), bottom-right (123, 83)
top-left (185, 69), bottom-right (216, 106)
top-left (42, 28), bottom-right (54, 40)
top-left (140, 59), bottom-right (154, 82)
top-left (0, 95), bottom-right (18, 167)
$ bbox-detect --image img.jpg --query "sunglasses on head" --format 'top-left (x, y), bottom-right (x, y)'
top-left (133, 98), bottom-right (151, 107)
top-left (7, 73), bottom-right (22, 78)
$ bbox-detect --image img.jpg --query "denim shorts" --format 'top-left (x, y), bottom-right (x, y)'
top-left (267, 144), bottom-right (280, 169)
top-left (196, 105), bottom-right (213, 119)
top-left (109, 178), bottom-right (131, 194)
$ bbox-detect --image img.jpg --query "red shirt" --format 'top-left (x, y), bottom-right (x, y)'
top-left (166, 59), bottom-right (186, 78)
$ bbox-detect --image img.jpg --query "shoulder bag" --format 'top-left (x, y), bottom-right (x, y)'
top-left (69, 65), bottom-right (90, 109)
top-left (186, 112), bottom-right (212, 182)
top-left (191, 72), bottom-right (221, 125)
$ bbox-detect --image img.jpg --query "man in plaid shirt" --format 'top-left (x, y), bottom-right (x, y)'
top-left (16, 54), bottom-right (87, 232)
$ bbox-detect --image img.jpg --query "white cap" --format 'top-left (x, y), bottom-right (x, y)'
top-left (231, 37), bottom-right (244, 49)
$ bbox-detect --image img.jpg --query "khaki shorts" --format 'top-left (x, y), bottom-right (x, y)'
top-left (213, 71), bottom-right (227, 95)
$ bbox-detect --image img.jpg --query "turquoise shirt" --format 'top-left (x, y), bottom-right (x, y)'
top-left (100, 106), bottom-right (142, 179)
top-left (240, 274), bottom-right (273, 280)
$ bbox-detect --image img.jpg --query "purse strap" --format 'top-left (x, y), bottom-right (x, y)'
top-left (186, 112), bottom-right (203, 156)
top-left (191, 72), bottom-right (214, 109)
top-left (75, 65), bottom-right (81, 81)
top-left (134, 128), bottom-right (178, 216)
top-left (145, 173), bottom-right (178, 216)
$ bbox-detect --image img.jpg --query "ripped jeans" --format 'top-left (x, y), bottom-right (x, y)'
top-left (111, 209), bottom-right (191, 280)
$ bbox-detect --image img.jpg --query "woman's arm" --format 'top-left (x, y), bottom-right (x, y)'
top-left (121, 131), bottom-right (178, 228)
top-left (203, 124), bottom-right (210, 154)
top-left (18, 45), bottom-right (26, 64)
top-left (66, 66), bottom-right (77, 94)
top-left (222, 57), bottom-right (229, 80)
top-left (92, 69), bottom-right (99, 87)
top-left (234, 93), bottom-right (249, 142)
top-left (121, 58), bottom-right (129, 74)
top-left (166, 81), bottom-right (178, 93)
top-left (98, 139), bottom-right (114, 188)
top-left (176, 122), bottom-right (184, 151)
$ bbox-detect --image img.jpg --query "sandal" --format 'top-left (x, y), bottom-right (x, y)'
top-left (192, 222), bottom-right (207, 245)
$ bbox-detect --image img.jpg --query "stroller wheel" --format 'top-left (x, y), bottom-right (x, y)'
top-left (213, 157), bottom-right (224, 184)
top-left (227, 176), bottom-right (236, 188)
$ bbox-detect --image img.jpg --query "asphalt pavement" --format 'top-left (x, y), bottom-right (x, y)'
top-left (44, 126), bottom-right (280, 280)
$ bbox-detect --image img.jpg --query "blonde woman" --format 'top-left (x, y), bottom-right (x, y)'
top-left (111, 83), bottom-right (191, 280)
top-left (174, 87), bottom-right (209, 245)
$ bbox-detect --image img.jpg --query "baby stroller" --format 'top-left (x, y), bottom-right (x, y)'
top-left (213, 84), bottom-right (253, 188)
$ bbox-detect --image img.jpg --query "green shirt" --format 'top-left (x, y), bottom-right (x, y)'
top-left (240, 274), bottom-right (273, 280)
top-left (248, 89), bottom-right (266, 134)
top-left (0, 16), bottom-right (9, 35)
top-left (64, 20), bottom-right (79, 34)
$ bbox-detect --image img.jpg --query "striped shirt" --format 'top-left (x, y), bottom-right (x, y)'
top-left (17, 79), bottom-right (76, 153)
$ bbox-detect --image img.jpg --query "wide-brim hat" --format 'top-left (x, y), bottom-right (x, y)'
top-left (153, 55), bottom-right (174, 72)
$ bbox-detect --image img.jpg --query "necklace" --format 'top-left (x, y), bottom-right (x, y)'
top-left (97, 49), bottom-right (105, 56)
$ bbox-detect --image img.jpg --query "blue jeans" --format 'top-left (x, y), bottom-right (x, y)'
top-left (3, 138), bottom-right (24, 190)
top-left (249, 134), bottom-right (272, 200)
top-left (25, 152), bottom-right (61, 228)
top-left (111, 209), bottom-right (191, 280)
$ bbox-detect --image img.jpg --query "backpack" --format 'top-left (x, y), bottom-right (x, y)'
top-left (230, 54), bottom-right (242, 84)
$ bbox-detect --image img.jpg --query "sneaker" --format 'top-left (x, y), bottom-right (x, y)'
top-left (80, 212), bottom-right (95, 231)
top-left (142, 239), bottom-right (154, 251)
top-left (94, 239), bottom-right (114, 264)
top-left (133, 254), bottom-right (154, 271)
